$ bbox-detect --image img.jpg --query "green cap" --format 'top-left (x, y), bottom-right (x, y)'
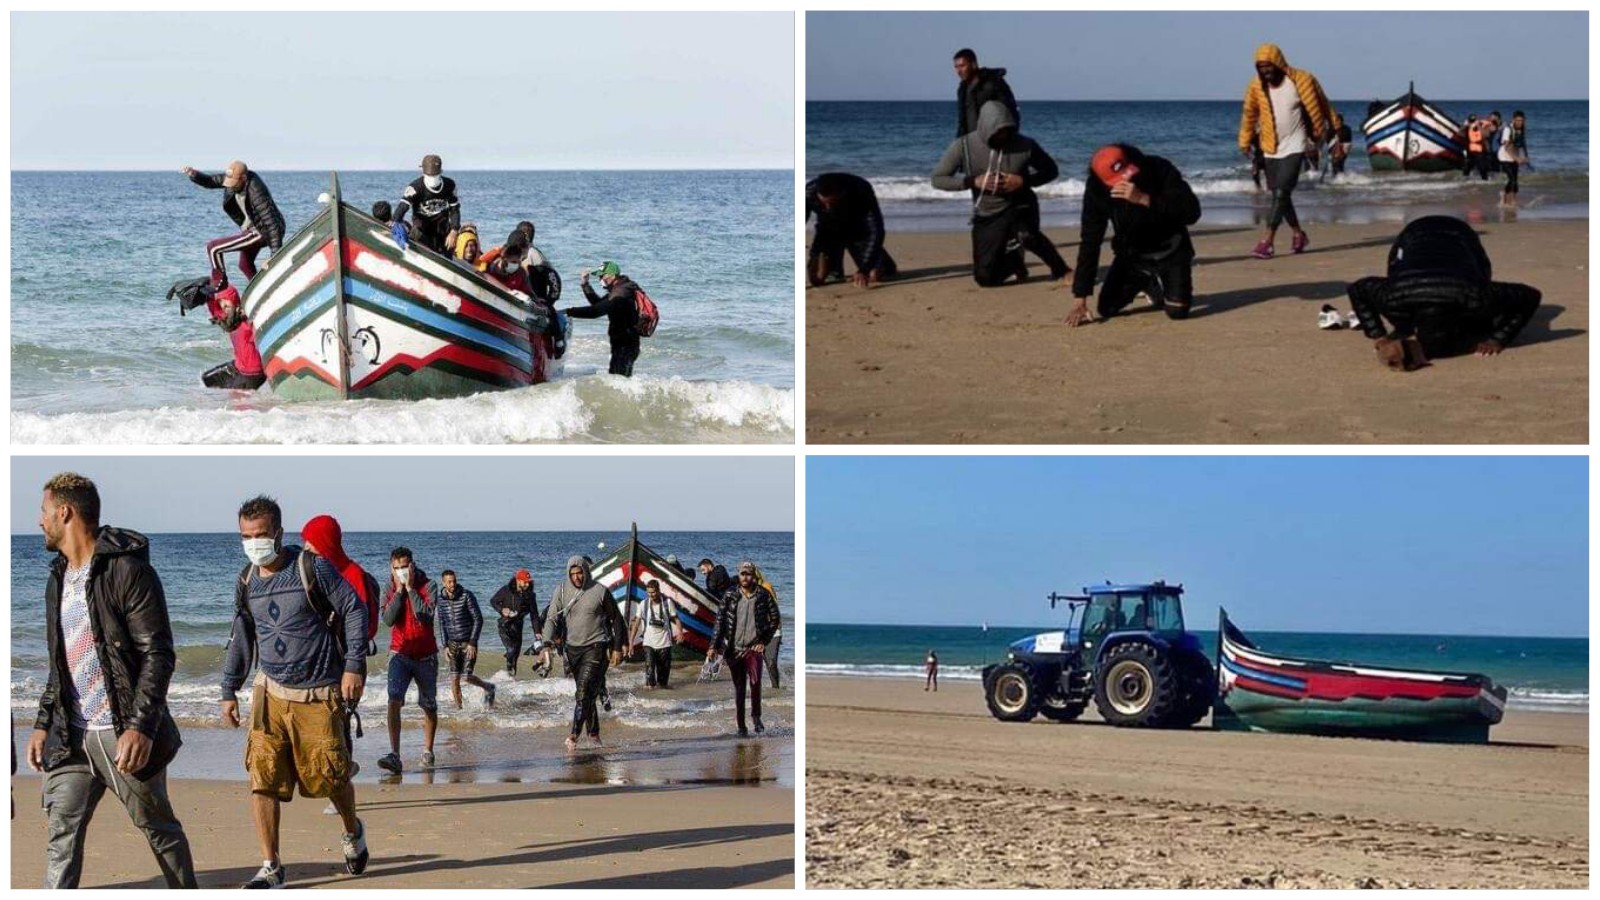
top-left (593, 261), bottom-right (621, 279)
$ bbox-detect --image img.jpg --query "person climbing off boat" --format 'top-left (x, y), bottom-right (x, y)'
top-left (566, 261), bottom-right (646, 377)
top-left (182, 160), bottom-right (286, 290)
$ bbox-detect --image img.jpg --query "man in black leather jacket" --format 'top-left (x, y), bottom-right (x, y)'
top-left (954, 48), bottom-right (1020, 137)
top-left (183, 160), bottom-right (286, 290)
top-left (708, 562), bottom-right (782, 737)
top-left (26, 472), bottom-right (195, 889)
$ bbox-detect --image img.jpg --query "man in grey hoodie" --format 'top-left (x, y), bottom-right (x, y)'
top-left (931, 100), bottom-right (1070, 287)
top-left (539, 557), bottom-right (626, 751)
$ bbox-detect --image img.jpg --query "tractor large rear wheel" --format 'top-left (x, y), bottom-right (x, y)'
top-left (1170, 653), bottom-right (1217, 728)
top-left (1094, 642), bottom-right (1181, 728)
top-left (985, 662), bottom-right (1041, 722)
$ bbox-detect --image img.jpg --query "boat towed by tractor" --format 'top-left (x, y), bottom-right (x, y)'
top-left (982, 582), bottom-right (1215, 728)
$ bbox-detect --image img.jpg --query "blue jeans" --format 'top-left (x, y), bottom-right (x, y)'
top-left (386, 653), bottom-right (439, 711)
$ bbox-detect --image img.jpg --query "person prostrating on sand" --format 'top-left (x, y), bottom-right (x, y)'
top-left (182, 160), bottom-right (286, 290)
top-left (931, 100), bottom-right (1071, 287)
top-left (491, 569), bottom-right (541, 676)
top-left (566, 261), bottom-right (646, 377)
top-left (807, 173), bottom-right (898, 288)
top-left (28, 473), bottom-right (197, 889)
top-left (1238, 43), bottom-right (1332, 259)
top-left (952, 48), bottom-right (1019, 137)
top-left (378, 548), bottom-right (439, 774)
top-left (438, 570), bottom-right (496, 710)
top-left (540, 557), bottom-right (626, 750)
top-left (708, 562), bottom-right (781, 737)
top-left (220, 495), bottom-right (369, 889)
top-left (392, 153), bottom-right (460, 255)
top-left (1066, 144), bottom-right (1202, 327)
top-left (1347, 215), bottom-right (1542, 370)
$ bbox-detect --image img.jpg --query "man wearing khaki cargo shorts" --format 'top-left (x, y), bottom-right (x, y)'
top-left (220, 496), bottom-right (371, 889)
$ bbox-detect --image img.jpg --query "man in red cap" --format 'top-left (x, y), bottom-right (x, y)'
top-left (490, 570), bottom-right (541, 676)
top-left (1066, 144), bottom-right (1202, 328)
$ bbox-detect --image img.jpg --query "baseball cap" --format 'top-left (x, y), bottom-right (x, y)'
top-left (515, 569), bottom-right (531, 581)
top-left (420, 154), bottom-right (443, 175)
top-left (1091, 145), bottom-right (1140, 187)
top-left (593, 261), bottom-right (621, 279)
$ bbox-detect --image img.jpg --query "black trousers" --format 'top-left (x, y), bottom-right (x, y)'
top-left (1503, 162), bottom-right (1520, 195)
top-left (1263, 154), bottom-right (1304, 231)
top-left (971, 203), bottom-right (1069, 287)
top-left (727, 651), bottom-right (763, 731)
top-left (413, 217), bottom-right (452, 255)
top-left (498, 615), bottom-right (526, 674)
top-left (1096, 252), bottom-right (1195, 321)
top-left (810, 228), bottom-right (898, 280)
top-left (567, 644), bottom-right (610, 738)
top-left (1348, 276), bottom-right (1542, 356)
top-left (609, 342), bottom-right (641, 377)
top-left (645, 646), bottom-right (673, 688)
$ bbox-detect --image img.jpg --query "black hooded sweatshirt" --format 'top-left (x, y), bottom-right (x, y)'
top-left (568, 276), bottom-right (642, 349)
top-left (1073, 152), bottom-right (1202, 298)
top-left (957, 67), bottom-right (1020, 137)
top-left (806, 173), bottom-right (889, 270)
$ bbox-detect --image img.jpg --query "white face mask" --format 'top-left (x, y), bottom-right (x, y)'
top-left (423, 175), bottom-right (443, 191)
top-left (242, 537), bottom-right (279, 567)
top-left (394, 567), bottom-right (412, 585)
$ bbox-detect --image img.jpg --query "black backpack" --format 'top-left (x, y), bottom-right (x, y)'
top-left (230, 550), bottom-right (357, 677)
top-left (167, 277), bottom-right (215, 317)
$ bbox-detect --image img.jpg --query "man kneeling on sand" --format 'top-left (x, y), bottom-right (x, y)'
top-left (931, 100), bottom-right (1070, 287)
top-left (807, 172), bottom-right (897, 288)
top-left (1067, 144), bottom-right (1202, 327)
top-left (1347, 215), bottom-right (1542, 371)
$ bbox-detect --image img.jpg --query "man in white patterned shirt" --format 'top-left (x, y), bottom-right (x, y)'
top-left (26, 472), bottom-right (195, 889)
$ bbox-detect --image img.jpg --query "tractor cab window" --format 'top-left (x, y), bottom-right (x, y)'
top-left (1148, 594), bottom-right (1185, 632)
top-left (1081, 598), bottom-right (1120, 642)
top-left (1121, 595), bottom-right (1148, 630)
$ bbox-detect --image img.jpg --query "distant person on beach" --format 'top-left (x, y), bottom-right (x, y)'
top-left (1066, 144), bottom-right (1202, 327)
top-left (700, 558), bottom-right (732, 597)
top-left (1499, 111), bottom-right (1529, 207)
top-left (491, 570), bottom-right (541, 676)
top-left (1462, 114), bottom-right (1488, 178)
top-left (925, 650), bottom-right (939, 691)
top-left (28, 472), bottom-right (197, 889)
top-left (931, 100), bottom-right (1071, 286)
top-left (632, 580), bottom-right (682, 689)
top-left (708, 562), bottom-right (781, 737)
top-left (300, 515), bottom-right (382, 667)
top-left (182, 160), bottom-right (286, 290)
top-left (393, 153), bottom-right (460, 255)
top-left (1348, 215), bottom-right (1542, 370)
top-left (221, 495), bottom-right (369, 889)
top-left (378, 547), bottom-right (438, 774)
top-left (806, 172), bottom-right (898, 288)
top-left (539, 557), bottom-right (626, 750)
top-left (566, 261), bottom-right (645, 377)
top-left (1237, 43), bottom-right (1332, 259)
top-left (438, 570), bottom-right (496, 710)
top-left (953, 48), bottom-right (1019, 137)
top-left (1329, 112), bottom-right (1353, 176)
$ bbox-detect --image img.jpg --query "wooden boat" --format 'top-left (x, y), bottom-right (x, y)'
top-left (1214, 609), bottom-right (1505, 743)
top-left (241, 172), bottom-right (558, 401)
top-left (589, 524), bottom-right (721, 658)
top-left (1362, 83), bottom-right (1465, 173)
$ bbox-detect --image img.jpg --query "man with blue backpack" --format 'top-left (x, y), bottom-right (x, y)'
top-left (565, 261), bottom-right (656, 377)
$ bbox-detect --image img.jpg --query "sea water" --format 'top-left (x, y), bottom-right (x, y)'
top-left (807, 100), bottom-right (1588, 230)
top-left (11, 170), bottom-right (795, 444)
top-left (808, 622), bottom-right (1587, 713)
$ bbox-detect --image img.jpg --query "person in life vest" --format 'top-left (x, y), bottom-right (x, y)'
top-left (299, 515), bottom-right (381, 667)
top-left (182, 160), bottom-right (286, 290)
top-left (1237, 43), bottom-right (1332, 259)
top-left (392, 154), bottom-right (460, 256)
top-left (483, 234), bottom-right (533, 294)
top-left (1347, 215), bottom-right (1542, 371)
top-left (565, 261), bottom-right (644, 377)
top-left (1461, 114), bottom-right (1487, 179)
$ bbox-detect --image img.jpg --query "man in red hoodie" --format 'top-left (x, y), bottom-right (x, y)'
top-left (377, 548), bottom-right (437, 775)
top-left (300, 516), bottom-right (380, 670)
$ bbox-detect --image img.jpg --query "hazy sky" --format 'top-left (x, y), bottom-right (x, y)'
top-left (12, 12), bottom-right (794, 170)
top-left (807, 12), bottom-right (1588, 101)
top-left (12, 456), bottom-right (794, 533)
top-left (809, 457), bottom-right (1587, 638)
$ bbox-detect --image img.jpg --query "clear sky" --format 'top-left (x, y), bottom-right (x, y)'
top-left (12, 456), bottom-right (794, 533)
top-left (808, 457), bottom-right (1587, 638)
top-left (807, 12), bottom-right (1588, 101)
top-left (11, 12), bottom-right (794, 170)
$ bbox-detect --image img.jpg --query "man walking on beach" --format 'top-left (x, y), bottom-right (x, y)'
top-left (393, 154), bottom-right (460, 255)
top-left (1066, 144), bottom-right (1202, 327)
top-left (221, 495), bottom-right (369, 889)
top-left (491, 570), bottom-right (541, 676)
top-left (931, 100), bottom-right (1071, 287)
top-left (29, 472), bottom-right (197, 889)
top-left (708, 562), bottom-right (781, 737)
top-left (807, 172), bottom-right (898, 288)
top-left (1348, 215), bottom-right (1542, 370)
top-left (1238, 43), bottom-right (1332, 259)
top-left (1498, 111), bottom-right (1529, 207)
top-left (953, 48), bottom-right (1019, 137)
top-left (438, 570), bottom-right (496, 709)
top-left (379, 548), bottom-right (439, 774)
top-left (540, 557), bottom-right (626, 750)
top-left (182, 161), bottom-right (286, 290)
top-left (632, 580), bottom-right (682, 689)
top-left (566, 261), bottom-right (645, 377)
top-left (300, 515), bottom-right (381, 665)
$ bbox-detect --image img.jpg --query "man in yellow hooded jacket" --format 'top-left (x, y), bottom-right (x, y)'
top-left (1238, 43), bottom-right (1332, 259)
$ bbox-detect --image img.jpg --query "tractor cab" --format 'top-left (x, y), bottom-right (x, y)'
top-left (1078, 582), bottom-right (1188, 656)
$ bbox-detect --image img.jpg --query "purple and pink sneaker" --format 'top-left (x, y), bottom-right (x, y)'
top-left (1251, 239), bottom-right (1274, 260)
top-left (1291, 232), bottom-right (1310, 254)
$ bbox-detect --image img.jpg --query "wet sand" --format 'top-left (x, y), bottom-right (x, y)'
top-left (806, 677), bottom-right (1587, 888)
top-left (806, 219), bottom-right (1587, 444)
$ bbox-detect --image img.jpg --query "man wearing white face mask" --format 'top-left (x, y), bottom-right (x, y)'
top-left (220, 496), bottom-right (370, 889)
top-left (377, 547), bottom-right (438, 775)
top-left (392, 154), bottom-right (460, 256)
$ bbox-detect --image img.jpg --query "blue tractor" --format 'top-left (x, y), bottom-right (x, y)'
top-left (981, 582), bottom-right (1215, 728)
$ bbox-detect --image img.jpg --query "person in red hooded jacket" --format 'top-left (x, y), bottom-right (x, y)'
top-left (300, 516), bottom-right (381, 668)
top-left (377, 548), bottom-right (437, 775)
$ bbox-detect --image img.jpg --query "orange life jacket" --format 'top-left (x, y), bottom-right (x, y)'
top-left (1467, 123), bottom-right (1485, 153)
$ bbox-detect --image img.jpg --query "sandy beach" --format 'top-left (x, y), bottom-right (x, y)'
top-left (805, 677), bottom-right (1587, 888)
top-left (806, 219), bottom-right (1587, 444)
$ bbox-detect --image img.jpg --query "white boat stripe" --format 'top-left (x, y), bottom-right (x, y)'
top-left (245, 225), bottom-right (322, 317)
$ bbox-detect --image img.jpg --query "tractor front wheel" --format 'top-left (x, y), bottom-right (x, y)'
top-left (985, 662), bottom-right (1041, 722)
top-left (1094, 642), bottom-right (1181, 728)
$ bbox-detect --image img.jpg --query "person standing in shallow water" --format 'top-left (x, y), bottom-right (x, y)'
top-left (540, 557), bottom-right (626, 750)
top-left (708, 562), bottom-right (781, 737)
top-left (565, 261), bottom-right (644, 377)
top-left (1237, 43), bottom-right (1332, 260)
top-left (925, 650), bottom-right (939, 692)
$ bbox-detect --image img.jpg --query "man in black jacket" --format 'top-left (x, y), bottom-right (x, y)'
top-left (491, 570), bottom-right (541, 676)
top-left (699, 558), bottom-right (732, 597)
top-left (394, 154), bottom-right (461, 255)
top-left (954, 49), bottom-right (1019, 137)
top-left (1067, 144), bottom-right (1203, 326)
top-left (707, 561), bottom-right (781, 737)
top-left (807, 172), bottom-right (897, 288)
top-left (566, 261), bottom-right (643, 377)
top-left (27, 472), bottom-right (196, 889)
top-left (1348, 215), bottom-right (1542, 371)
top-left (183, 160), bottom-right (286, 290)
